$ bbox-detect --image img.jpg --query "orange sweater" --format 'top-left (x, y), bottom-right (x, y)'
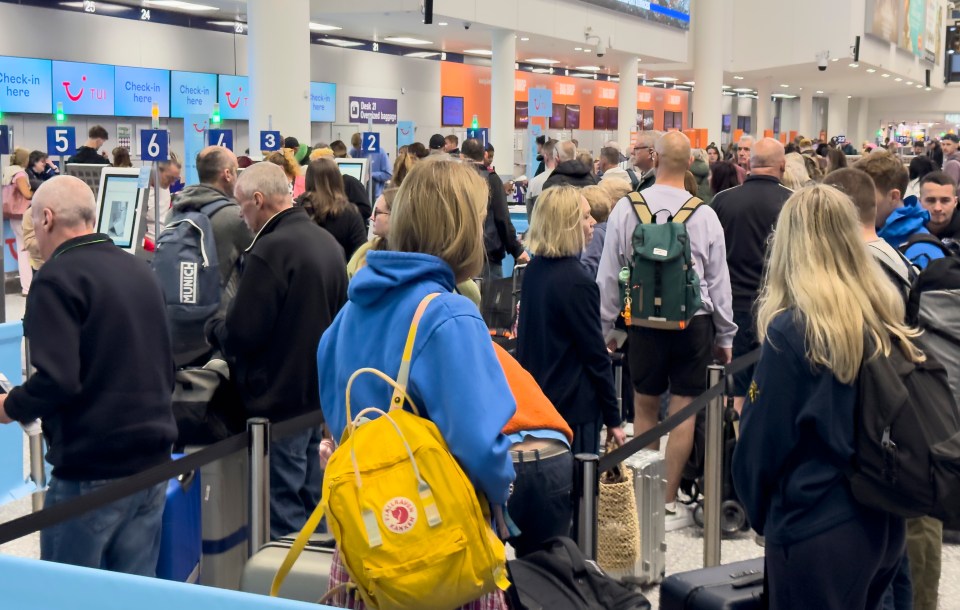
top-left (494, 343), bottom-right (574, 444)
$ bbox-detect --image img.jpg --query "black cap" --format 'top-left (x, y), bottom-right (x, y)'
top-left (943, 134), bottom-right (960, 143)
top-left (283, 136), bottom-right (300, 149)
top-left (429, 134), bottom-right (445, 150)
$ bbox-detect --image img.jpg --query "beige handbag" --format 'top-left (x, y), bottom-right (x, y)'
top-left (596, 442), bottom-right (641, 574)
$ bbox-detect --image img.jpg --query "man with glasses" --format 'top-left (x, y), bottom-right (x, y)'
top-left (631, 131), bottom-right (660, 192)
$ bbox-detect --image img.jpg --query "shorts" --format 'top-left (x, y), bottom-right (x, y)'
top-left (731, 309), bottom-right (760, 397)
top-left (628, 314), bottom-right (715, 398)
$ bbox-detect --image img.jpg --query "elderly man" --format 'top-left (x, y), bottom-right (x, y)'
top-left (598, 131), bottom-right (736, 530)
top-left (712, 138), bottom-right (792, 413)
top-left (207, 162), bottom-right (347, 539)
top-left (145, 154), bottom-right (183, 249)
top-left (630, 131), bottom-right (660, 192)
top-left (542, 140), bottom-right (597, 190)
top-left (0, 176), bottom-right (176, 575)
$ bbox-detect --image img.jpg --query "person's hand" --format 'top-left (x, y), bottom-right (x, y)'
top-left (714, 345), bottom-right (732, 365)
top-left (319, 438), bottom-right (335, 469)
top-left (516, 251), bottom-right (531, 264)
top-left (0, 394), bottom-right (12, 424)
top-left (606, 340), bottom-right (617, 353)
top-left (606, 425), bottom-right (626, 448)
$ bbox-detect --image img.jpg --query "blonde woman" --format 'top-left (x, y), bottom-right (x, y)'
top-left (317, 158), bottom-right (515, 610)
top-left (732, 184), bottom-right (918, 609)
top-left (1, 148), bottom-right (34, 294)
top-left (516, 185), bottom-right (625, 454)
top-left (579, 180), bottom-right (629, 278)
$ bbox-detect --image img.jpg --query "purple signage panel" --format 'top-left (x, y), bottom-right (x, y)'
top-left (348, 96), bottom-right (398, 124)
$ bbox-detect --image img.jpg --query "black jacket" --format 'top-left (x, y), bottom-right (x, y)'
top-left (475, 163), bottom-right (523, 263)
top-left (5, 234), bottom-right (176, 480)
top-left (208, 207), bottom-right (347, 421)
top-left (66, 146), bottom-right (109, 165)
top-left (295, 193), bottom-right (368, 260)
top-left (542, 160), bottom-right (598, 191)
top-left (712, 175), bottom-right (792, 311)
top-left (342, 174), bottom-right (372, 227)
top-left (516, 256), bottom-right (620, 428)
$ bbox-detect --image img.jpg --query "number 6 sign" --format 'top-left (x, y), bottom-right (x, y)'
top-left (140, 129), bottom-right (169, 162)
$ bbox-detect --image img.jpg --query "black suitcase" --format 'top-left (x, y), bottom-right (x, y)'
top-left (659, 558), bottom-right (765, 610)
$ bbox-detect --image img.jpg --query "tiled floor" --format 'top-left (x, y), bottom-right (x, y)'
top-left (0, 291), bottom-right (957, 608)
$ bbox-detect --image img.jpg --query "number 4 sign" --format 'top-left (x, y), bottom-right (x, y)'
top-left (363, 132), bottom-right (380, 154)
top-left (208, 129), bottom-right (234, 150)
top-left (140, 129), bottom-right (169, 162)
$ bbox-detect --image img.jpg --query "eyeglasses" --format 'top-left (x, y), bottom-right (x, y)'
top-left (373, 209), bottom-right (390, 219)
top-left (634, 146), bottom-right (651, 152)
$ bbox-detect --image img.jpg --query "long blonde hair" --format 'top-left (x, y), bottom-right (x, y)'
top-left (526, 185), bottom-right (585, 258)
top-left (756, 184), bottom-right (924, 384)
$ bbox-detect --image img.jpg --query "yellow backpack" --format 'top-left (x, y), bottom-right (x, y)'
top-left (271, 293), bottom-right (511, 610)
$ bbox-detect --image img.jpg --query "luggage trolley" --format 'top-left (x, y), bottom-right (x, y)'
top-left (479, 263), bottom-right (527, 351)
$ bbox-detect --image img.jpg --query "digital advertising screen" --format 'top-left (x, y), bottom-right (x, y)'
top-left (97, 173), bottom-right (141, 249)
top-left (565, 104), bottom-right (581, 130)
top-left (0, 55), bottom-right (52, 114)
top-left (311, 82), bottom-right (336, 122)
top-left (515, 101), bottom-right (529, 129)
top-left (594, 106), bottom-right (608, 131)
top-left (114, 66), bottom-right (170, 117)
top-left (441, 96), bottom-right (464, 127)
top-left (218, 74), bottom-right (249, 120)
top-left (171, 70), bottom-right (216, 118)
top-left (608, 108), bottom-right (618, 130)
top-left (52, 60), bottom-right (115, 116)
top-left (549, 103), bottom-right (565, 130)
top-left (578, 0), bottom-right (690, 30)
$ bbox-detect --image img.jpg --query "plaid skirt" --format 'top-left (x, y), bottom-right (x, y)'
top-left (326, 545), bottom-right (507, 610)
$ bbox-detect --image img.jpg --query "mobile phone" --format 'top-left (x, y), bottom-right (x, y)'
top-left (0, 373), bottom-right (13, 394)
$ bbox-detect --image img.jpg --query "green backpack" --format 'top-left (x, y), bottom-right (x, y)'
top-left (619, 191), bottom-right (704, 330)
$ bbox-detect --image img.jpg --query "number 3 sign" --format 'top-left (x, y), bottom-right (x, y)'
top-left (140, 129), bottom-right (169, 162)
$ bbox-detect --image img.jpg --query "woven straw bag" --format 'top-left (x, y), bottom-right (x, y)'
top-left (596, 444), bottom-right (641, 573)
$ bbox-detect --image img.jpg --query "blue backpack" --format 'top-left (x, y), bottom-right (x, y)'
top-left (152, 200), bottom-right (231, 325)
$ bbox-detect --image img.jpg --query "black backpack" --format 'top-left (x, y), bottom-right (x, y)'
top-left (850, 336), bottom-right (960, 528)
top-left (506, 537), bottom-right (651, 610)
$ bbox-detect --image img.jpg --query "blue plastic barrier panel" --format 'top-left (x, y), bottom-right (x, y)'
top-left (0, 321), bottom-right (28, 502)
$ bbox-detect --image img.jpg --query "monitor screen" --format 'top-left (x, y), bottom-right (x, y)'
top-left (218, 74), bottom-right (249, 120)
top-left (565, 104), bottom-right (581, 130)
top-left (514, 101), bottom-right (529, 129)
top-left (722, 114), bottom-right (732, 133)
top-left (171, 71), bottom-right (216, 118)
top-left (114, 66), bottom-right (170, 117)
top-left (97, 174), bottom-right (141, 249)
top-left (441, 96), bottom-right (464, 127)
top-left (52, 60), bottom-right (115, 116)
top-left (0, 56), bottom-right (52, 114)
top-left (594, 106), bottom-right (607, 131)
top-left (310, 82), bottom-right (336, 122)
top-left (549, 104), bottom-right (565, 130)
top-left (608, 107), bottom-right (618, 130)
top-left (336, 159), bottom-right (367, 183)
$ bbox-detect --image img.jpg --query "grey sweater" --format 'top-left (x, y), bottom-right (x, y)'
top-left (596, 183), bottom-right (738, 347)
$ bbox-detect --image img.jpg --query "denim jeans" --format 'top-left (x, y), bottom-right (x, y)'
top-left (507, 448), bottom-right (573, 557)
top-left (270, 425), bottom-right (323, 539)
top-left (40, 476), bottom-right (166, 576)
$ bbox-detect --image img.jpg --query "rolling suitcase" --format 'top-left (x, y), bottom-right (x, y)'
top-left (157, 466), bottom-right (202, 583)
top-left (240, 532), bottom-right (335, 603)
top-left (607, 449), bottom-right (666, 586)
top-left (659, 558), bottom-right (765, 610)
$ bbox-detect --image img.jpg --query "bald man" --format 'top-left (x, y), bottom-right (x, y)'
top-left (0, 176), bottom-right (176, 575)
top-left (598, 132), bottom-right (736, 528)
top-left (206, 162), bottom-right (347, 539)
top-left (164, 145), bottom-right (253, 367)
top-left (712, 137), bottom-right (792, 412)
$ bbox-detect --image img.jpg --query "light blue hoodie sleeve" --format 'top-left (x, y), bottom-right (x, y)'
top-left (407, 313), bottom-right (517, 505)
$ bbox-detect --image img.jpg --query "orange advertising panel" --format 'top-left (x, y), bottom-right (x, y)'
top-left (440, 62), bottom-right (688, 132)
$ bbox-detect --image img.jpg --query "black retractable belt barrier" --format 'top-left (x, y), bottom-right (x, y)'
top-left (597, 348), bottom-right (761, 475)
top-left (0, 410), bottom-right (325, 546)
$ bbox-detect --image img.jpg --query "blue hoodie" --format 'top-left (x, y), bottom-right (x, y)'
top-left (317, 250), bottom-right (516, 504)
top-left (878, 202), bottom-right (944, 269)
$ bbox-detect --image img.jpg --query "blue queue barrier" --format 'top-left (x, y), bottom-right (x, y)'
top-left (0, 554), bottom-right (333, 610)
top-left (0, 320), bottom-right (34, 503)
top-left (501, 208), bottom-right (530, 277)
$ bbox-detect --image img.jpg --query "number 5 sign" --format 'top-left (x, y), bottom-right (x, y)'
top-left (46, 126), bottom-right (76, 156)
top-left (140, 129), bottom-right (169, 162)
top-left (362, 132), bottom-right (380, 154)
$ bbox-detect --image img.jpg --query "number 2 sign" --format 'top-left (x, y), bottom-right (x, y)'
top-left (362, 132), bottom-right (380, 154)
top-left (140, 129), bottom-right (169, 162)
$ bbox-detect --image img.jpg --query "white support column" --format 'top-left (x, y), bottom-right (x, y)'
top-left (692, 0), bottom-right (724, 145)
top-left (798, 92), bottom-right (814, 139)
top-left (827, 94), bottom-right (850, 140)
top-left (247, 0), bottom-right (310, 158)
top-left (618, 56), bottom-right (639, 150)
top-left (755, 78), bottom-right (773, 137)
top-left (856, 97), bottom-right (871, 147)
top-left (491, 29), bottom-right (516, 178)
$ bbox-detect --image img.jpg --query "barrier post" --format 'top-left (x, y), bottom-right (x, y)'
top-left (703, 364), bottom-right (724, 567)
top-left (23, 339), bottom-right (44, 512)
top-left (247, 417), bottom-right (270, 557)
top-left (572, 453), bottom-right (599, 559)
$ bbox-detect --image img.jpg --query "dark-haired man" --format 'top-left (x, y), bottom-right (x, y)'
top-left (164, 146), bottom-right (252, 366)
top-left (941, 134), bottom-right (960, 186)
top-left (66, 125), bottom-right (110, 165)
top-left (444, 134), bottom-right (460, 157)
top-left (919, 171), bottom-right (960, 241)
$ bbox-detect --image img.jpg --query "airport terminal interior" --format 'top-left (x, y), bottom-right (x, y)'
top-left (1, 0), bottom-right (960, 609)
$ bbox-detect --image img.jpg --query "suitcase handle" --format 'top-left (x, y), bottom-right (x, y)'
top-left (730, 570), bottom-right (764, 589)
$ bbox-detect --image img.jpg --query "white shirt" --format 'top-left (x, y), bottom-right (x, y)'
top-left (526, 168), bottom-right (554, 200)
top-left (145, 187), bottom-right (172, 242)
